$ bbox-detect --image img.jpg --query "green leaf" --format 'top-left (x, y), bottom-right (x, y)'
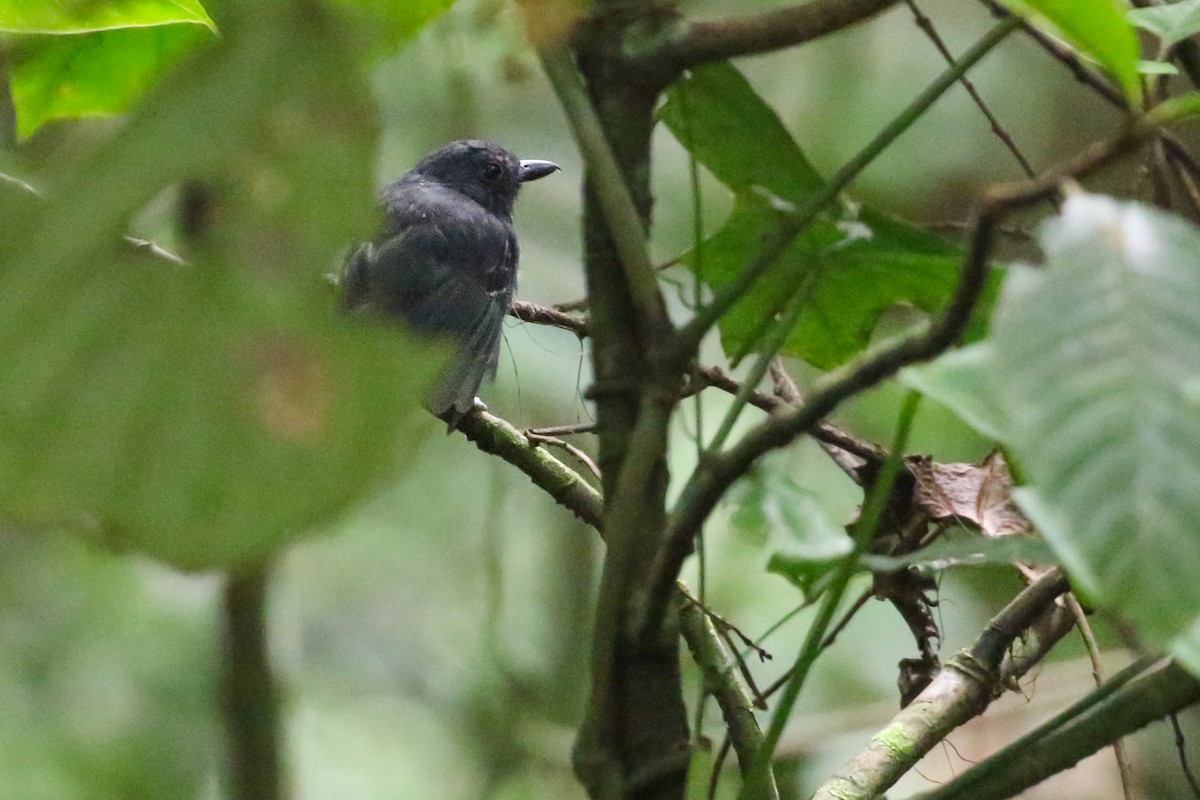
top-left (659, 61), bottom-right (823, 200)
top-left (1128, 0), bottom-right (1200, 48)
top-left (0, 0), bottom-right (214, 33)
top-left (729, 462), bottom-right (851, 599)
top-left (0, 2), bottom-right (441, 570)
top-left (900, 343), bottom-right (1009, 441)
top-left (661, 62), bottom-right (993, 369)
top-left (8, 0), bottom-right (456, 139)
top-left (992, 193), bottom-right (1200, 646)
top-left (11, 24), bottom-right (213, 140)
top-left (999, 0), bottom-right (1141, 104)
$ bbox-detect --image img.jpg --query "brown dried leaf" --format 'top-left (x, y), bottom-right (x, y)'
top-left (908, 451), bottom-right (1031, 537)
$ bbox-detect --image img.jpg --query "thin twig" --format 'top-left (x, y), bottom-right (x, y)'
top-left (752, 587), bottom-right (875, 706)
top-left (1162, 136), bottom-right (1200, 221)
top-left (980, 0), bottom-right (1127, 111)
top-left (769, 358), bottom-right (874, 479)
top-left (526, 431), bottom-right (602, 480)
top-left (554, 296), bottom-right (589, 313)
top-left (906, 0), bottom-right (1035, 177)
top-left (451, 409), bottom-right (604, 530)
top-left (696, 365), bottom-right (885, 466)
top-left (510, 299), bottom-right (590, 336)
top-left (925, 219), bottom-right (1034, 241)
top-left (527, 421), bottom-right (597, 437)
top-left (709, 736), bottom-right (735, 800)
top-left (1170, 713), bottom-right (1200, 798)
top-left (821, 587), bottom-right (875, 651)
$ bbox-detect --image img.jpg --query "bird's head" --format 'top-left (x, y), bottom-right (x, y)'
top-left (412, 140), bottom-right (559, 217)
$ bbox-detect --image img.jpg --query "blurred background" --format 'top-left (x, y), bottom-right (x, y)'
top-left (2, 0), bottom-right (1193, 798)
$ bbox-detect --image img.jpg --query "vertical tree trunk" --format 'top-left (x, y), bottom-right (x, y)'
top-left (571, 10), bottom-right (691, 798)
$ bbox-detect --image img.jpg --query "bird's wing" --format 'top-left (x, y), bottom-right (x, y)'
top-left (341, 203), bottom-right (517, 415)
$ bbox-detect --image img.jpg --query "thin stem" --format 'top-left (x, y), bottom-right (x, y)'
top-left (740, 392), bottom-right (922, 800)
top-left (535, 47), bottom-right (671, 345)
top-left (680, 76), bottom-right (710, 604)
top-left (705, 273), bottom-right (815, 455)
top-left (906, 0), bottom-right (1035, 177)
top-left (1170, 713), bottom-right (1200, 798)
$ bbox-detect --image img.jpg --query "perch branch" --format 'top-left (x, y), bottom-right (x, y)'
top-left (510, 299), bottom-right (590, 337)
top-left (451, 409), bottom-right (603, 530)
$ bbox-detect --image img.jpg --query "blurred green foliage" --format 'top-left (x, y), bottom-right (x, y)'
top-left (0, 1), bottom-right (443, 568)
top-left (992, 195), bottom-right (1200, 652)
top-left (2, 0), bottom-right (1197, 798)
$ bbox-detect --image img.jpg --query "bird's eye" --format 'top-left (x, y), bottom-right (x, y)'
top-left (481, 163), bottom-right (503, 181)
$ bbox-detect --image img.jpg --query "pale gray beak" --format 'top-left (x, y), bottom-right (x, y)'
top-left (518, 159), bottom-right (560, 182)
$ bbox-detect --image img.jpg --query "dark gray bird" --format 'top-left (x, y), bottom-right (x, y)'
top-left (341, 140), bottom-right (559, 425)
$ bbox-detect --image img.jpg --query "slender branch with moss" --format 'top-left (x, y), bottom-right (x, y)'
top-left (810, 570), bottom-right (1071, 800)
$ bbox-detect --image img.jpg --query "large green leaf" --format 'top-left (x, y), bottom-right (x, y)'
top-left (11, 24), bottom-right (213, 140)
top-left (660, 63), bottom-right (990, 369)
top-left (991, 193), bottom-right (1200, 647)
top-left (6, 0), bottom-right (457, 139)
top-left (0, 2), bottom-right (440, 569)
top-left (999, 0), bottom-right (1141, 104)
top-left (0, 0), bottom-right (214, 33)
